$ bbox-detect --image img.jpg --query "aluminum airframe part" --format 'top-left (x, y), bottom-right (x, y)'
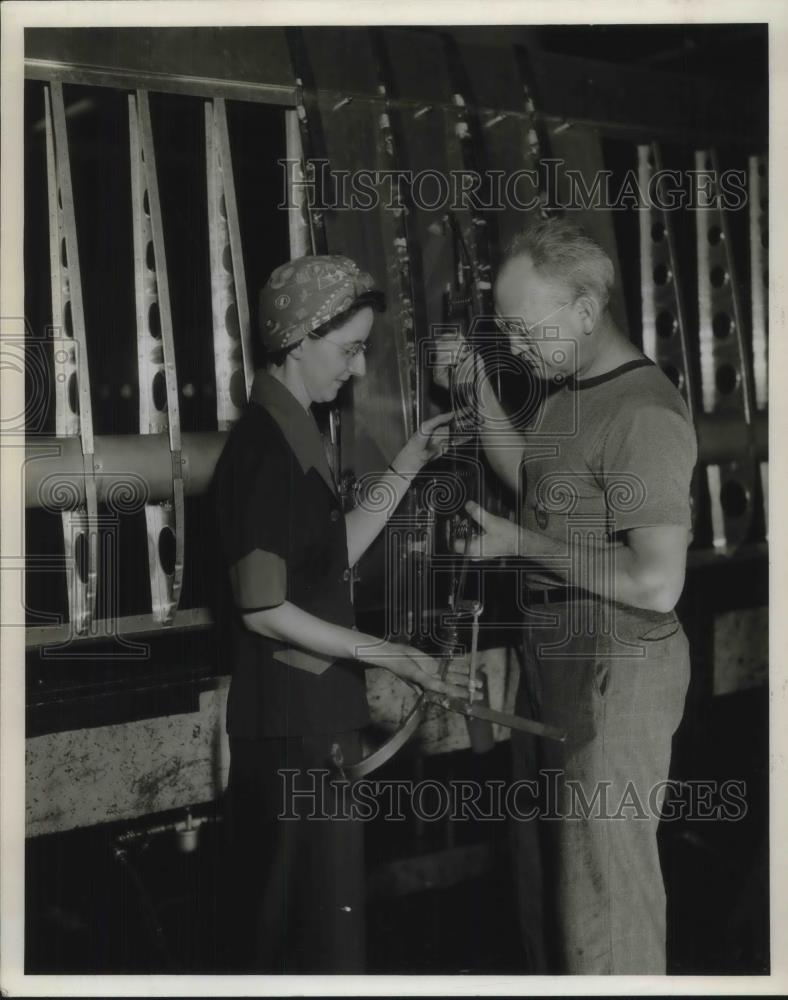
top-left (637, 143), bottom-right (694, 420)
top-left (129, 90), bottom-right (184, 623)
top-left (205, 97), bottom-right (253, 430)
top-left (45, 82), bottom-right (98, 635)
top-left (694, 148), bottom-right (756, 550)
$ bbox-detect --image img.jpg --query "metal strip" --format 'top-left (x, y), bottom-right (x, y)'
top-left (694, 148), bottom-right (756, 549)
top-left (442, 37), bottom-right (495, 319)
top-left (748, 154), bottom-right (768, 540)
top-left (130, 90), bottom-right (184, 622)
top-left (26, 607), bottom-right (214, 648)
top-left (285, 109), bottom-right (312, 259)
top-left (369, 28), bottom-right (422, 440)
top-left (637, 143), bottom-right (695, 420)
top-left (46, 83), bottom-right (98, 634)
top-left (749, 154), bottom-right (768, 412)
top-left (285, 29), bottom-right (328, 257)
top-left (214, 99), bottom-right (253, 399)
top-left (206, 98), bottom-right (253, 427)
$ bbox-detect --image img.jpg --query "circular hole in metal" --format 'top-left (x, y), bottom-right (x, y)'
top-left (61, 238), bottom-right (68, 268)
top-left (712, 312), bottom-right (734, 339)
top-left (150, 344), bottom-right (164, 366)
top-left (720, 480), bottom-right (748, 519)
top-left (222, 243), bottom-right (233, 272)
top-left (225, 302), bottom-right (240, 339)
top-left (143, 189), bottom-right (150, 216)
top-left (219, 194), bottom-right (227, 219)
top-left (158, 525), bottom-right (176, 576)
top-left (148, 301), bottom-right (162, 339)
top-left (709, 266), bottom-right (728, 289)
top-left (57, 188), bottom-right (63, 209)
top-left (63, 299), bottom-right (74, 337)
top-left (661, 364), bottom-right (683, 391)
top-left (152, 370), bottom-right (167, 411)
top-left (715, 364), bottom-right (739, 395)
top-left (653, 263), bottom-right (671, 286)
top-left (146, 241), bottom-right (155, 271)
top-left (75, 532), bottom-right (88, 584)
top-left (650, 221), bottom-right (666, 243)
top-left (656, 311), bottom-right (677, 339)
top-left (707, 225), bottom-right (723, 246)
top-left (67, 371), bottom-right (78, 413)
top-left (229, 369), bottom-right (247, 410)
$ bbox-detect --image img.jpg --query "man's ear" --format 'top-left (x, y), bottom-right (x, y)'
top-left (289, 339), bottom-right (305, 359)
top-left (576, 294), bottom-right (600, 335)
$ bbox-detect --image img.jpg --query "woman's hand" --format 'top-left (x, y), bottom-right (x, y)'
top-left (389, 411), bottom-right (457, 477)
top-left (363, 642), bottom-right (482, 701)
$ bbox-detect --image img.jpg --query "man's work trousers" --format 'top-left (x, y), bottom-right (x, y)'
top-left (511, 598), bottom-right (691, 974)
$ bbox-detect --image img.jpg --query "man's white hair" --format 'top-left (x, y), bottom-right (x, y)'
top-left (504, 218), bottom-right (615, 309)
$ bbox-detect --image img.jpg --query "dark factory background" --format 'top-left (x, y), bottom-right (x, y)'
top-left (22, 24), bottom-right (768, 974)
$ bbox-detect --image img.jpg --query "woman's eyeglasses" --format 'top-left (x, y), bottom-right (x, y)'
top-left (310, 333), bottom-right (369, 361)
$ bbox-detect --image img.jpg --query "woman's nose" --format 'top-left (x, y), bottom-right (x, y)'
top-left (348, 352), bottom-right (366, 377)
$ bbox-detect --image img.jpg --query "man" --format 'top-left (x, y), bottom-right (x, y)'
top-left (435, 219), bottom-right (697, 974)
top-left (212, 254), bottom-right (475, 972)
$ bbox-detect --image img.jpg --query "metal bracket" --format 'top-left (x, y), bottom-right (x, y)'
top-left (129, 90), bottom-right (184, 623)
top-left (749, 154), bottom-right (768, 535)
top-left (694, 149), bottom-right (756, 550)
top-left (205, 97), bottom-right (253, 428)
top-left (638, 143), bottom-right (695, 421)
top-left (45, 82), bottom-right (98, 635)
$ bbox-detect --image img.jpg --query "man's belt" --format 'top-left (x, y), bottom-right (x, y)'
top-left (523, 586), bottom-right (598, 605)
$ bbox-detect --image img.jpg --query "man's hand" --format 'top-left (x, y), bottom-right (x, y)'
top-left (362, 642), bottom-right (483, 701)
top-left (431, 332), bottom-right (489, 393)
top-left (453, 500), bottom-right (522, 559)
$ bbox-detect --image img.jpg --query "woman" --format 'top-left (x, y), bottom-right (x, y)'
top-left (213, 254), bottom-right (474, 973)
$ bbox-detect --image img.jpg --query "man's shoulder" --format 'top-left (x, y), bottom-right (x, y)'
top-left (608, 364), bottom-right (692, 424)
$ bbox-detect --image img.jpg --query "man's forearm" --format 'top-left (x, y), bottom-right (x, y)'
top-left (476, 378), bottom-right (526, 496)
top-left (517, 528), bottom-right (682, 613)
